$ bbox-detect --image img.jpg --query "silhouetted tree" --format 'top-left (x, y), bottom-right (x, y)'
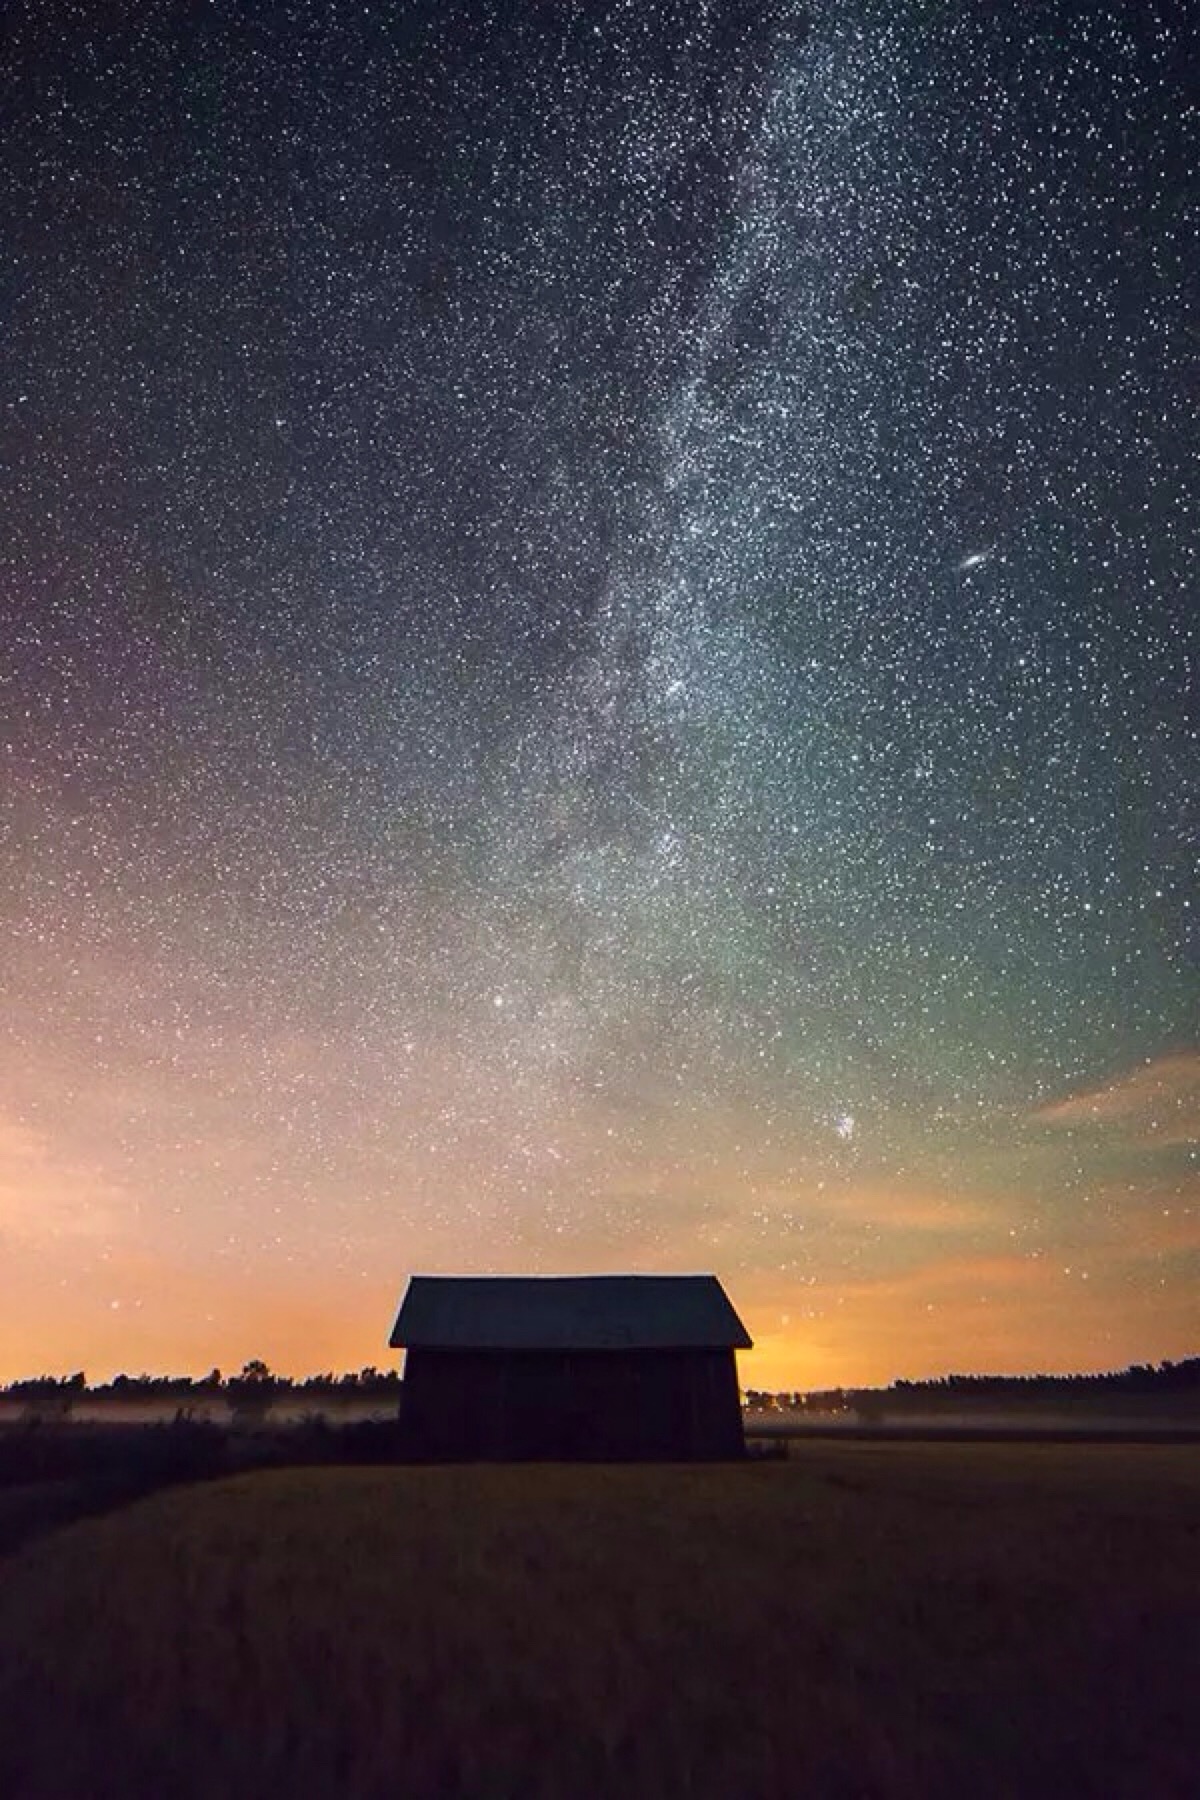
top-left (226, 1360), bottom-right (277, 1428)
top-left (11, 1372), bottom-right (85, 1425)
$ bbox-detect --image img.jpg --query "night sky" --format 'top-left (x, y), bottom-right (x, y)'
top-left (3, 0), bottom-right (1195, 1387)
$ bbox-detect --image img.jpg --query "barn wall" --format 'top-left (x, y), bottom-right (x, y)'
top-left (402, 1347), bottom-right (744, 1460)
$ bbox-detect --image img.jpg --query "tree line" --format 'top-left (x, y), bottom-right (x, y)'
top-left (6, 1356), bottom-right (1194, 1418)
top-left (745, 1357), bottom-right (1200, 1412)
top-left (0, 1362), bottom-right (403, 1422)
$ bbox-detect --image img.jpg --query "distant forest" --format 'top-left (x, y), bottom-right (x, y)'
top-left (0, 1362), bottom-right (400, 1421)
top-left (2, 1357), bottom-right (1196, 1416)
top-left (0, 1362), bottom-right (400, 1397)
top-left (745, 1358), bottom-right (1200, 1414)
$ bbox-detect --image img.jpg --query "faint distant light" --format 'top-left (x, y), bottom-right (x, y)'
top-left (492, 994), bottom-right (505, 1008)
top-left (957, 548), bottom-right (994, 571)
top-left (834, 1113), bottom-right (855, 1141)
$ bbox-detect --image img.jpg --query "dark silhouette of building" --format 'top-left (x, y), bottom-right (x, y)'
top-left (389, 1274), bottom-right (752, 1460)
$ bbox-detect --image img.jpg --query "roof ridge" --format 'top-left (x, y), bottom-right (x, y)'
top-left (389, 1273), bottom-right (753, 1351)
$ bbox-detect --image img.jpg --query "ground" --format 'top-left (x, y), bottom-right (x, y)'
top-left (0, 1442), bottom-right (1196, 1799)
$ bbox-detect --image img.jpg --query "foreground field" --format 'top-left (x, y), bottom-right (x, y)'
top-left (0, 1444), bottom-right (1196, 1799)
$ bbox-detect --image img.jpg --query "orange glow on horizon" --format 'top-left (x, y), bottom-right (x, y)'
top-left (2, 1052), bottom-right (1195, 1391)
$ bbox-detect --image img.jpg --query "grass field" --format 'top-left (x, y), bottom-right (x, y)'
top-left (0, 1443), bottom-right (1195, 1799)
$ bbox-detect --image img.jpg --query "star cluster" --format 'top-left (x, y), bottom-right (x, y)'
top-left (1, 0), bottom-right (1195, 1384)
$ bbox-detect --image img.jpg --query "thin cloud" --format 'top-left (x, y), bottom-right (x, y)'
top-left (0, 1112), bottom-right (130, 1246)
top-left (1033, 1051), bottom-right (1200, 1146)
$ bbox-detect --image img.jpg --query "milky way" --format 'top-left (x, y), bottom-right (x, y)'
top-left (2, 0), bottom-right (1195, 1383)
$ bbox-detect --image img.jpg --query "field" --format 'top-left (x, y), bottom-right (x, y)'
top-left (0, 1443), bottom-right (1196, 1800)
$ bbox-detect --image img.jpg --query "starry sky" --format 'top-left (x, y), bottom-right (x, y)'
top-left (2, 0), bottom-right (1196, 1388)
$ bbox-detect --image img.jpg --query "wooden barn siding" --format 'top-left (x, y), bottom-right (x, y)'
top-left (402, 1346), bottom-right (744, 1461)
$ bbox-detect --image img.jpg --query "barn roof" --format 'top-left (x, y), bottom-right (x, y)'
top-left (389, 1275), bottom-right (753, 1352)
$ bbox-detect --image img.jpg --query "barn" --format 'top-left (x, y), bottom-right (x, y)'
top-left (389, 1274), bottom-right (752, 1461)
